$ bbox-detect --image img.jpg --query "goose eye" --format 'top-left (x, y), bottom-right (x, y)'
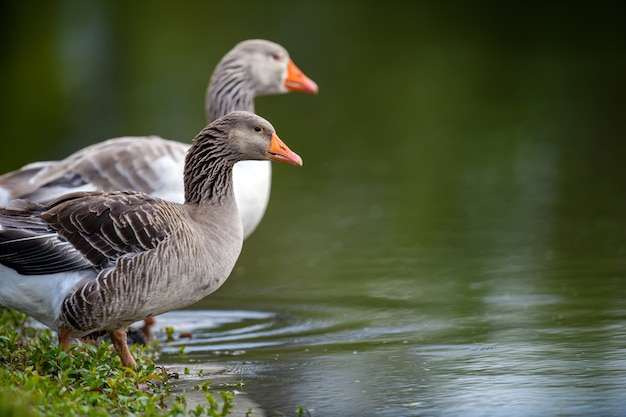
top-left (271, 53), bottom-right (281, 61)
top-left (254, 126), bottom-right (262, 132)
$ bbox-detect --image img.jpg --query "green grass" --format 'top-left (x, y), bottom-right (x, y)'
top-left (0, 308), bottom-right (311, 417)
top-left (0, 308), bottom-right (234, 417)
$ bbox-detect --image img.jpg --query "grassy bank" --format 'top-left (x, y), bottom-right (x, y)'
top-left (0, 308), bottom-right (234, 417)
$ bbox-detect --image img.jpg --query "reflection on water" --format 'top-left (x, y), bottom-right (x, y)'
top-left (156, 258), bottom-right (626, 417)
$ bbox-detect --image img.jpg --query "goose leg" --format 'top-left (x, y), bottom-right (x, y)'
top-left (110, 330), bottom-right (137, 368)
top-left (141, 317), bottom-right (157, 341)
top-left (58, 323), bottom-right (72, 350)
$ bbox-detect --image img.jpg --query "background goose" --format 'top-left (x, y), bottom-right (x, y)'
top-left (0, 111), bottom-right (303, 368)
top-left (0, 39), bottom-right (317, 239)
top-left (0, 39), bottom-right (316, 342)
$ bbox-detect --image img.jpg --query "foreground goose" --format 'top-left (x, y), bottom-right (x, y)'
top-left (0, 39), bottom-right (317, 239)
top-left (0, 111), bottom-right (302, 368)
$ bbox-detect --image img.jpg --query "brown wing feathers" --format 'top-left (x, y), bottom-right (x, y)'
top-left (0, 201), bottom-right (91, 274)
top-left (42, 191), bottom-right (169, 267)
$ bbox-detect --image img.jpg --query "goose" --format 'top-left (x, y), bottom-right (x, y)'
top-left (0, 111), bottom-right (303, 368)
top-left (0, 39), bottom-right (316, 340)
top-left (0, 39), bottom-right (318, 239)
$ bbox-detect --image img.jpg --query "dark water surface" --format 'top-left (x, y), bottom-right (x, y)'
top-left (3, 2), bottom-right (626, 416)
top-left (154, 140), bottom-right (626, 416)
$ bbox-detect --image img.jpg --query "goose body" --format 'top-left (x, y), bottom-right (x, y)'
top-left (0, 194), bottom-right (241, 332)
top-left (0, 111), bottom-right (303, 367)
top-left (0, 39), bottom-right (317, 239)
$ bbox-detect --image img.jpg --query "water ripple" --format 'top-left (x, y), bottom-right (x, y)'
top-left (153, 309), bottom-right (341, 355)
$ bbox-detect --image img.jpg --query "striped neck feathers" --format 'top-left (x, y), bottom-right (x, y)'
top-left (206, 62), bottom-right (255, 123)
top-left (184, 129), bottom-right (238, 205)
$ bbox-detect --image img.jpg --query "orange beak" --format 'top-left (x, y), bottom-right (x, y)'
top-left (284, 59), bottom-right (319, 94)
top-left (268, 133), bottom-right (303, 166)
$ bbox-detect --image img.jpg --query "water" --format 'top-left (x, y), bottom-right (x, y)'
top-left (153, 117), bottom-right (626, 416)
top-left (152, 134), bottom-right (626, 415)
top-left (3, 2), bottom-right (626, 416)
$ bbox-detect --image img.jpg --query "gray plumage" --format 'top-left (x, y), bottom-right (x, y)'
top-left (0, 111), bottom-right (302, 367)
top-left (0, 39), bottom-right (317, 239)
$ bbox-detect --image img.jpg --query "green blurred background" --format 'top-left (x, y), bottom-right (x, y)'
top-left (2, 1), bottom-right (624, 171)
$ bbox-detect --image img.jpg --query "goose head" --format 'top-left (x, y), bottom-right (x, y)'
top-left (232, 39), bottom-right (318, 96)
top-left (199, 110), bottom-right (303, 166)
top-left (209, 39), bottom-right (318, 100)
top-left (184, 111), bottom-right (302, 204)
